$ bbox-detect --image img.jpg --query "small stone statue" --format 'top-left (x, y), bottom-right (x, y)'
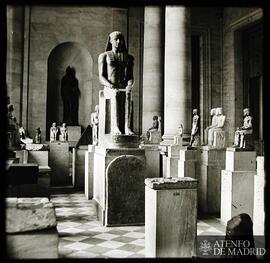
top-left (173, 124), bottom-right (183, 145)
top-left (208, 107), bottom-right (225, 146)
top-left (204, 108), bottom-right (217, 145)
top-left (233, 108), bottom-right (253, 149)
top-left (50, 122), bottom-right (58, 142)
top-left (147, 116), bottom-right (159, 141)
top-left (19, 126), bottom-right (26, 139)
top-left (60, 123), bottom-right (68, 141)
top-left (145, 115), bottom-right (162, 144)
top-left (35, 127), bottom-right (42, 144)
top-left (90, 105), bottom-right (99, 145)
top-left (98, 31), bottom-right (134, 135)
top-left (189, 109), bottom-right (200, 146)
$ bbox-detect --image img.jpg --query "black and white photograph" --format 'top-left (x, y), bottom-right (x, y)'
top-left (1, 0), bottom-right (267, 260)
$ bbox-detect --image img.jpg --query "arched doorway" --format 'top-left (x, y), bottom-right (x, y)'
top-left (46, 42), bottom-right (93, 140)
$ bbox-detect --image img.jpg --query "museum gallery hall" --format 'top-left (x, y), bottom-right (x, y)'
top-left (4, 5), bottom-right (265, 259)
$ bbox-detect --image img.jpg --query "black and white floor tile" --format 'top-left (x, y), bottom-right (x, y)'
top-left (50, 191), bottom-right (226, 258)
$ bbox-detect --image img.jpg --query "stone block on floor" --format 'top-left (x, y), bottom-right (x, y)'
top-left (145, 177), bottom-right (197, 258)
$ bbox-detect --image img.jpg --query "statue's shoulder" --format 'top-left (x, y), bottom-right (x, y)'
top-left (98, 52), bottom-right (108, 62)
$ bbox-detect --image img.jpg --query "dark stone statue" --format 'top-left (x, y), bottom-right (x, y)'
top-left (98, 31), bottom-right (134, 135)
top-left (61, 66), bottom-right (80, 126)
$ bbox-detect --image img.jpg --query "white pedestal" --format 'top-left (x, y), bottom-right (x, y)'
top-left (72, 146), bottom-right (88, 188)
top-left (253, 156), bottom-right (265, 235)
top-left (140, 144), bottom-right (160, 178)
top-left (197, 146), bottom-right (226, 215)
top-left (14, 150), bottom-right (28, 164)
top-left (166, 145), bottom-right (181, 178)
top-left (85, 145), bottom-right (95, 199)
top-left (220, 149), bottom-right (256, 224)
top-left (178, 148), bottom-right (198, 178)
top-left (145, 177), bottom-right (197, 258)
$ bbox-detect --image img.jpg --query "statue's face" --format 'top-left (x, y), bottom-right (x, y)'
top-left (243, 109), bottom-right (249, 116)
top-left (110, 35), bottom-right (123, 51)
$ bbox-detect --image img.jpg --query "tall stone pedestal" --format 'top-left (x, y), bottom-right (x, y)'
top-left (221, 148), bottom-right (256, 224)
top-left (49, 142), bottom-right (70, 186)
top-left (253, 156), bottom-right (265, 235)
top-left (178, 148), bottom-right (198, 178)
top-left (166, 145), bottom-right (181, 178)
top-left (93, 146), bottom-right (146, 226)
top-left (72, 145), bottom-right (88, 188)
top-left (145, 177), bottom-right (197, 258)
top-left (85, 145), bottom-right (95, 200)
top-left (139, 144), bottom-right (161, 178)
top-left (159, 145), bottom-right (168, 178)
top-left (197, 146), bottom-right (226, 216)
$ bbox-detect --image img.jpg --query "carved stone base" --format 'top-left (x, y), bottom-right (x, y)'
top-left (93, 147), bottom-right (146, 226)
top-left (109, 134), bottom-right (139, 148)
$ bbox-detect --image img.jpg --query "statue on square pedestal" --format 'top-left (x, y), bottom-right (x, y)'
top-left (98, 31), bottom-right (134, 135)
top-left (35, 128), bottom-right (42, 144)
top-left (50, 122), bottom-right (58, 142)
top-left (173, 124), bottom-right (183, 145)
top-left (233, 108), bottom-right (254, 150)
top-left (91, 105), bottom-right (99, 145)
top-left (207, 107), bottom-right (226, 146)
top-left (204, 108), bottom-right (217, 145)
top-left (189, 109), bottom-right (200, 147)
top-left (60, 123), bottom-right (68, 141)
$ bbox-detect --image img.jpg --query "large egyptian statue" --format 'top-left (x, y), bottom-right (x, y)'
top-left (98, 31), bottom-right (134, 135)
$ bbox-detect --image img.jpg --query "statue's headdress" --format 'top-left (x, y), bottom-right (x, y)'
top-left (105, 31), bottom-right (127, 52)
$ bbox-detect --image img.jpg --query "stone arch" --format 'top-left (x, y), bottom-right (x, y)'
top-left (46, 42), bottom-right (93, 139)
top-left (105, 155), bottom-right (145, 226)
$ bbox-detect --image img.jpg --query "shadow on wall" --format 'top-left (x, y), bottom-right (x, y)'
top-left (46, 42), bottom-right (93, 140)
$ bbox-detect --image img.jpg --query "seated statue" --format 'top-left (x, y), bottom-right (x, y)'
top-left (147, 116), bottom-right (159, 140)
top-left (91, 105), bottom-right (99, 145)
top-left (60, 123), bottom-right (68, 141)
top-left (208, 107), bottom-right (226, 146)
top-left (173, 124), bottom-right (183, 145)
top-left (50, 122), bottom-right (58, 142)
top-left (145, 116), bottom-right (162, 144)
top-left (7, 104), bottom-right (21, 147)
top-left (98, 31), bottom-right (134, 135)
top-left (204, 108), bottom-right (217, 145)
top-left (189, 109), bottom-right (200, 146)
top-left (35, 127), bottom-right (42, 144)
top-left (233, 108), bottom-right (253, 149)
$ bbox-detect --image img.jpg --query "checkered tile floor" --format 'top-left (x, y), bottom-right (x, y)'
top-left (50, 191), bottom-right (226, 258)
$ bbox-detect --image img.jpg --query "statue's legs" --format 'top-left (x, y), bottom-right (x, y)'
top-left (233, 131), bottom-right (241, 147)
top-left (125, 92), bottom-right (134, 135)
top-left (204, 128), bottom-right (209, 145)
top-left (208, 128), bottom-right (214, 145)
top-left (111, 92), bottom-right (121, 135)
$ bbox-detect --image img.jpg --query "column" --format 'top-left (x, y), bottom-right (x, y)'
top-left (163, 6), bottom-right (191, 144)
top-left (142, 7), bottom-right (164, 133)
